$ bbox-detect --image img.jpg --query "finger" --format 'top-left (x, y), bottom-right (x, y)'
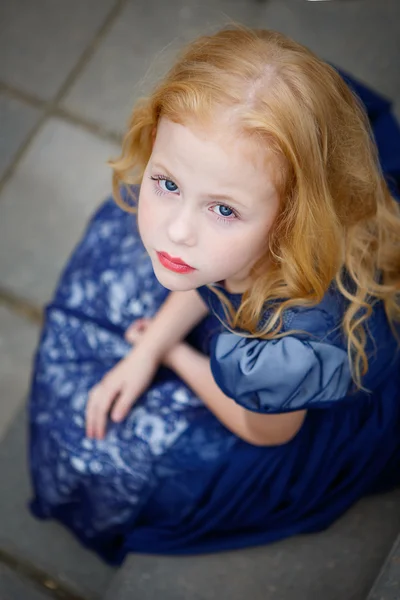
top-left (111, 387), bottom-right (136, 423)
top-left (125, 329), bottom-right (140, 344)
top-left (124, 323), bottom-right (137, 341)
top-left (93, 385), bottom-right (118, 440)
top-left (138, 318), bottom-right (151, 330)
top-left (87, 381), bottom-right (117, 440)
top-left (125, 319), bottom-right (150, 342)
top-left (87, 385), bottom-right (107, 440)
top-left (125, 320), bottom-right (143, 340)
top-left (86, 384), bottom-right (101, 438)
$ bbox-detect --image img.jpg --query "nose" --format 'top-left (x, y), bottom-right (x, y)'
top-left (166, 204), bottom-right (197, 247)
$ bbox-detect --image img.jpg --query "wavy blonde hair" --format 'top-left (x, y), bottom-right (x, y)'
top-left (110, 25), bottom-right (400, 390)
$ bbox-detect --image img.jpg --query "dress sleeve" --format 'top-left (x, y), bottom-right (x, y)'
top-left (210, 332), bottom-right (352, 413)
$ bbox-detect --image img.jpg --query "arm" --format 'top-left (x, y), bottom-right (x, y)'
top-left (164, 343), bottom-right (307, 447)
top-left (139, 289), bottom-right (209, 358)
top-left (87, 290), bottom-right (209, 439)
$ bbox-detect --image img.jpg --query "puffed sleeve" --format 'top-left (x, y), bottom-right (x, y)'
top-left (210, 332), bottom-right (352, 413)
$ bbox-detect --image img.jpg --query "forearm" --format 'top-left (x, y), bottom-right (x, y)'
top-left (139, 289), bottom-right (209, 358)
top-left (165, 344), bottom-right (306, 446)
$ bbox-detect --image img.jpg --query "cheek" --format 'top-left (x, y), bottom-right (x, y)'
top-left (207, 236), bottom-right (250, 274)
top-left (137, 195), bottom-right (152, 244)
top-left (232, 228), bottom-right (269, 265)
top-left (137, 183), bottom-right (157, 235)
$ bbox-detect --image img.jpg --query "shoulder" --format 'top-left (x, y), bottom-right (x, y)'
top-left (283, 286), bottom-right (346, 347)
top-left (198, 283), bottom-right (345, 341)
top-left (209, 287), bottom-right (352, 414)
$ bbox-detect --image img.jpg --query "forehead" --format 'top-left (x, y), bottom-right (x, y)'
top-left (153, 117), bottom-right (278, 191)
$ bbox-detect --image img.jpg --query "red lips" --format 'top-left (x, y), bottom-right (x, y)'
top-left (156, 252), bottom-right (195, 274)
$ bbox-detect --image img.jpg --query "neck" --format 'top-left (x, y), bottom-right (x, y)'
top-left (220, 277), bottom-right (251, 294)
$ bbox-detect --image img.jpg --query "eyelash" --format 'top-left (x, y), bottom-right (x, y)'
top-left (149, 175), bottom-right (238, 224)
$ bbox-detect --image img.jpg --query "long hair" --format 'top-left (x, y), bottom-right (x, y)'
top-left (110, 25), bottom-right (400, 390)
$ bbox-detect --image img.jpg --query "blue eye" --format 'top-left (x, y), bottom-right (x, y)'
top-left (150, 175), bottom-right (179, 194)
top-left (212, 205), bottom-right (236, 220)
top-left (211, 204), bottom-right (238, 224)
top-left (162, 179), bottom-right (178, 192)
top-left (216, 205), bottom-right (234, 217)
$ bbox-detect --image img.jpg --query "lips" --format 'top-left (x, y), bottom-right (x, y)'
top-left (156, 251), bottom-right (195, 274)
top-left (159, 252), bottom-right (192, 267)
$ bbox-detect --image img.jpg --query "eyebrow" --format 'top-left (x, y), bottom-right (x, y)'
top-left (152, 163), bottom-right (176, 182)
top-left (151, 162), bottom-right (249, 209)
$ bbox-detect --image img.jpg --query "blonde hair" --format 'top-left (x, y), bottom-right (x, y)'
top-left (110, 25), bottom-right (400, 390)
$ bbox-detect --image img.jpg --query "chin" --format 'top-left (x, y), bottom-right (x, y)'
top-left (152, 266), bottom-right (198, 292)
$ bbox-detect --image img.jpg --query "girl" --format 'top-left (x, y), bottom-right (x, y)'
top-left (29, 26), bottom-right (400, 565)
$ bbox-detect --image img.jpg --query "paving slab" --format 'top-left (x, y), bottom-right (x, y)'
top-left (63, 0), bottom-right (400, 135)
top-left (0, 0), bottom-right (116, 100)
top-left (0, 562), bottom-right (52, 600)
top-left (0, 409), bottom-right (116, 600)
top-left (61, 0), bottom-right (262, 135)
top-left (367, 534), bottom-right (400, 600)
top-left (0, 93), bottom-right (42, 181)
top-left (0, 118), bottom-right (119, 305)
top-left (257, 0), bottom-right (400, 110)
top-left (0, 306), bottom-right (39, 442)
top-left (104, 489), bottom-right (400, 600)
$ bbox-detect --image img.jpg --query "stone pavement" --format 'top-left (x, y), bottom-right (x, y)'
top-left (1, 0), bottom-right (400, 598)
top-left (367, 534), bottom-right (400, 600)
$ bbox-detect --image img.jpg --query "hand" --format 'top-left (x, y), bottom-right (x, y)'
top-left (125, 317), bottom-right (181, 370)
top-left (124, 317), bottom-right (152, 345)
top-left (86, 345), bottom-right (158, 440)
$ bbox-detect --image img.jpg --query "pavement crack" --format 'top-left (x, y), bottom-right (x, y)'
top-left (0, 548), bottom-right (92, 600)
top-left (0, 287), bottom-right (43, 325)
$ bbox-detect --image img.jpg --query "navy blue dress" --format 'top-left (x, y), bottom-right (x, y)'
top-left (29, 73), bottom-right (400, 565)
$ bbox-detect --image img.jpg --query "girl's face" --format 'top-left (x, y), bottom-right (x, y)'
top-left (138, 117), bottom-right (280, 293)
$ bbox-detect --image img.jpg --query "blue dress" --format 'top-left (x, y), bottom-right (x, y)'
top-left (29, 73), bottom-right (400, 565)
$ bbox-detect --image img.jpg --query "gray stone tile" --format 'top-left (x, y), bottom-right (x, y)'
top-left (62, 0), bottom-right (262, 135)
top-left (105, 490), bottom-right (400, 600)
top-left (394, 104), bottom-right (400, 125)
top-left (0, 118), bottom-right (119, 305)
top-left (0, 306), bottom-right (39, 441)
top-left (368, 534), bottom-right (400, 600)
top-left (0, 93), bottom-right (42, 181)
top-left (258, 0), bottom-right (400, 110)
top-left (63, 0), bottom-right (400, 134)
top-left (0, 563), bottom-right (52, 600)
top-left (0, 0), bottom-right (116, 100)
top-left (0, 409), bottom-right (116, 599)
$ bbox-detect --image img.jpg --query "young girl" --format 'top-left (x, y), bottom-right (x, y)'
top-left (29, 26), bottom-right (400, 565)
